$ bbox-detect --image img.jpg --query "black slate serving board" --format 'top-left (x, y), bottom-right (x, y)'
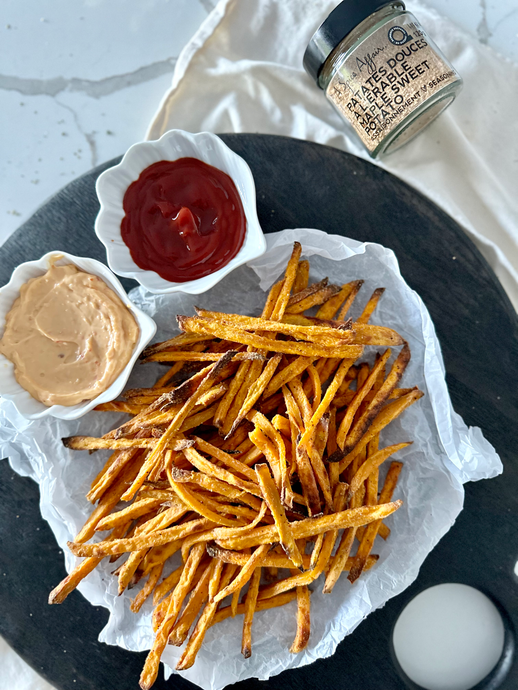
top-left (1, 134), bottom-right (517, 690)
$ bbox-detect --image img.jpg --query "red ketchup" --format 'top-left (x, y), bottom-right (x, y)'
top-left (121, 158), bottom-right (247, 283)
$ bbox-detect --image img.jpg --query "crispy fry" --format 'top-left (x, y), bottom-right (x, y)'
top-left (141, 333), bottom-right (212, 359)
top-left (217, 501), bottom-right (402, 551)
top-left (293, 259), bottom-right (310, 294)
top-left (288, 378), bottom-right (312, 426)
top-left (169, 466), bottom-right (262, 512)
top-left (62, 436), bottom-right (194, 452)
top-left (153, 565), bottom-right (183, 606)
top-left (249, 427), bottom-right (283, 491)
top-left (131, 565), bottom-right (163, 613)
top-left (290, 583), bottom-right (310, 653)
top-left (193, 436), bottom-right (257, 481)
top-left (139, 543), bottom-right (206, 689)
top-left (349, 442), bottom-right (411, 496)
top-left (248, 410), bottom-right (292, 506)
top-left (357, 287), bottom-right (385, 324)
top-left (221, 359), bottom-right (264, 437)
top-left (95, 401), bottom-right (143, 414)
top-left (295, 438), bottom-right (322, 517)
top-left (207, 544), bottom-right (379, 572)
top-left (316, 281), bottom-right (357, 320)
top-left (306, 364), bottom-right (322, 412)
top-left (286, 278), bottom-right (329, 306)
top-left (166, 467), bottom-right (244, 528)
top-left (264, 356), bottom-right (314, 400)
top-left (168, 560), bottom-right (214, 645)
top-left (262, 279), bottom-right (284, 319)
top-left (212, 544), bottom-right (269, 604)
top-left (336, 388), bottom-right (423, 471)
top-left (271, 241), bottom-right (302, 320)
top-left (227, 354), bottom-right (282, 436)
top-left (336, 280), bottom-right (364, 320)
top-left (342, 343), bottom-right (411, 455)
top-left (183, 446), bottom-right (262, 498)
top-left (348, 462), bottom-right (403, 583)
top-left (351, 323), bottom-right (404, 346)
top-left (242, 566), bottom-right (262, 658)
top-left (307, 416), bottom-right (333, 510)
top-left (178, 316), bottom-right (363, 359)
top-left (336, 349), bottom-right (392, 450)
top-left (69, 517), bottom-right (216, 558)
top-left (286, 284), bottom-right (342, 314)
top-left (194, 309), bottom-right (354, 344)
top-left (255, 463), bottom-right (302, 568)
top-left (95, 497), bottom-right (168, 532)
top-left (176, 562), bottom-right (236, 671)
top-left (299, 357), bottom-right (355, 448)
top-left (144, 351), bottom-right (263, 363)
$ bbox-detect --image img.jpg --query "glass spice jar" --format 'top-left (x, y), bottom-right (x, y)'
top-left (303, 0), bottom-right (463, 158)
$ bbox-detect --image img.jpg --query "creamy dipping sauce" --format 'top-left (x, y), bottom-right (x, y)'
top-left (0, 264), bottom-right (139, 406)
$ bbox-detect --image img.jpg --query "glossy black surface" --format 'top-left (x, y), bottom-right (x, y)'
top-left (1, 134), bottom-right (517, 690)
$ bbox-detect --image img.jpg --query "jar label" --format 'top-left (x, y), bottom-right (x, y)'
top-left (326, 14), bottom-right (460, 153)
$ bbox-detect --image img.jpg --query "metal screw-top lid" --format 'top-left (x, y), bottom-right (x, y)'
top-left (303, 0), bottom-right (405, 86)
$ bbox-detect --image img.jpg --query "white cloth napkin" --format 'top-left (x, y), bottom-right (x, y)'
top-left (148, 0), bottom-right (518, 311)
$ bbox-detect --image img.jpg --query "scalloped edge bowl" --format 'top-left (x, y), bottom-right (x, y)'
top-left (0, 251), bottom-right (157, 420)
top-left (94, 130), bottom-right (267, 294)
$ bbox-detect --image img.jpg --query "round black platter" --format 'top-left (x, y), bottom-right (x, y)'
top-left (1, 134), bottom-right (517, 690)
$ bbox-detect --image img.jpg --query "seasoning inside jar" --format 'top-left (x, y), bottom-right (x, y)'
top-left (303, 0), bottom-right (462, 158)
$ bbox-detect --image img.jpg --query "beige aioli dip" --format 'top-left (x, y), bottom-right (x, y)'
top-left (0, 264), bottom-right (139, 406)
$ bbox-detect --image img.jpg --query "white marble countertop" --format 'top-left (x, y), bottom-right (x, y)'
top-left (0, 1), bottom-right (517, 689)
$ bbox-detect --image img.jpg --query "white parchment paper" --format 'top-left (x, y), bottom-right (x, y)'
top-left (0, 229), bottom-right (502, 689)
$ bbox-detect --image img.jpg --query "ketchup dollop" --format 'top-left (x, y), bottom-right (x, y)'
top-left (121, 158), bottom-right (247, 283)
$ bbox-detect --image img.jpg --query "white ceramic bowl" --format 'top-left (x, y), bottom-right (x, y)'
top-left (95, 129), bottom-right (267, 294)
top-left (0, 251), bottom-right (157, 420)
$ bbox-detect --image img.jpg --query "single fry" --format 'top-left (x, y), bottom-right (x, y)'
top-left (349, 442), bottom-right (411, 496)
top-left (263, 356), bottom-right (315, 401)
top-left (290, 584), bottom-right (311, 653)
top-left (216, 501), bottom-right (402, 551)
top-left (336, 280), bottom-right (364, 320)
top-left (255, 463), bottom-right (303, 568)
top-left (293, 259), bottom-right (310, 294)
top-left (241, 566), bottom-right (262, 658)
top-left (178, 316), bottom-right (363, 359)
top-left (316, 281), bottom-right (358, 320)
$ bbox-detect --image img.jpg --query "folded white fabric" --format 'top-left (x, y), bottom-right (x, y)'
top-left (148, 0), bottom-right (518, 311)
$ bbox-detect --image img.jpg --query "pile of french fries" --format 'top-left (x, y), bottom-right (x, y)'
top-left (49, 242), bottom-right (423, 689)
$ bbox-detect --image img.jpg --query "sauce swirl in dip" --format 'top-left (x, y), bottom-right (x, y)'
top-left (120, 158), bottom-right (246, 283)
top-left (0, 264), bottom-right (139, 406)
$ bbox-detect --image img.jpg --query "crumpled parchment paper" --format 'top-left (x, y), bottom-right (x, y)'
top-left (0, 229), bottom-right (502, 690)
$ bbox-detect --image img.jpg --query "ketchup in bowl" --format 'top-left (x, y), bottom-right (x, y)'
top-left (121, 158), bottom-right (247, 283)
